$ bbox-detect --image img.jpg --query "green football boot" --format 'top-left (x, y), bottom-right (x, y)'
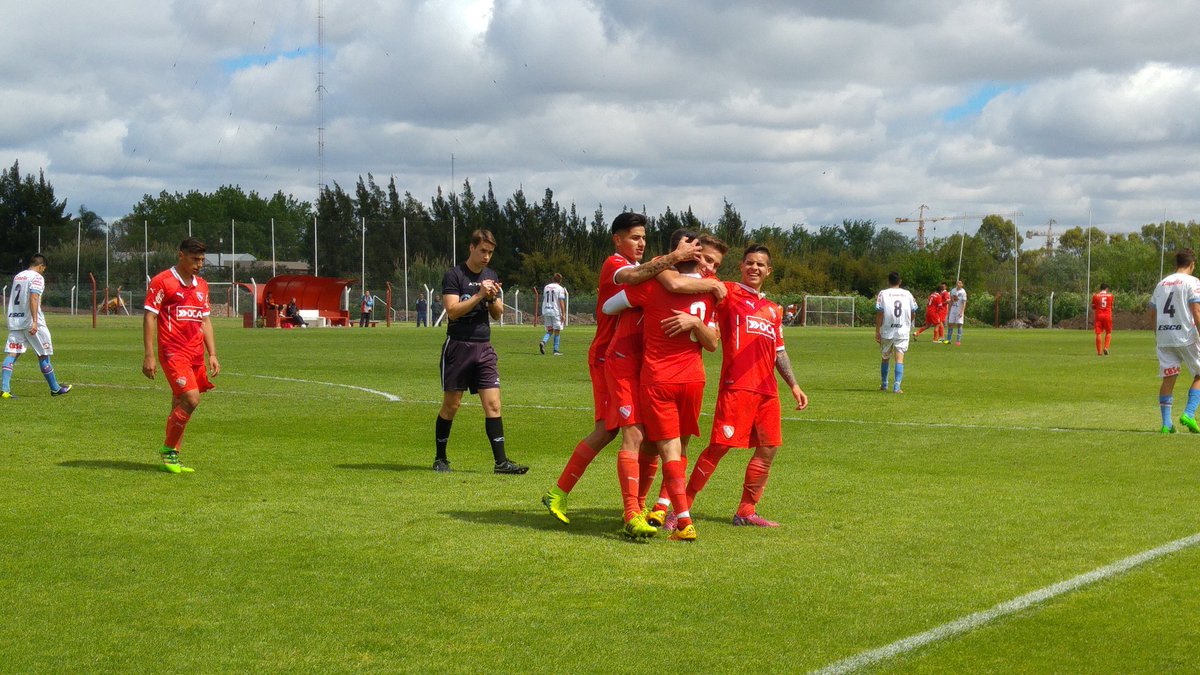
top-left (1180, 415), bottom-right (1200, 434)
top-left (542, 487), bottom-right (570, 524)
top-left (160, 448), bottom-right (195, 474)
top-left (622, 513), bottom-right (658, 539)
top-left (1161, 425), bottom-right (1177, 435)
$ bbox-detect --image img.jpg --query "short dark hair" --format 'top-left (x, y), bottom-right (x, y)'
top-left (28, 253), bottom-right (47, 268)
top-left (697, 234), bottom-right (728, 255)
top-left (888, 271), bottom-right (901, 286)
top-left (1100, 283), bottom-right (1109, 291)
top-left (742, 243), bottom-right (771, 262)
top-left (611, 212), bottom-right (647, 235)
top-left (470, 229), bottom-right (497, 247)
top-left (1177, 249), bottom-right (1197, 268)
top-left (669, 228), bottom-right (699, 251)
top-left (179, 237), bottom-right (206, 254)
top-left (552, 273), bottom-right (562, 283)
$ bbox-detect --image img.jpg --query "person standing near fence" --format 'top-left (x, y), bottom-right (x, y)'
top-left (1092, 283), bottom-right (1114, 356)
top-left (539, 273), bottom-right (568, 355)
top-left (359, 289), bottom-right (374, 327)
top-left (434, 229), bottom-right (528, 475)
top-left (142, 237), bottom-right (220, 473)
top-left (3, 253), bottom-right (72, 399)
top-left (416, 294), bottom-right (427, 327)
top-left (946, 280), bottom-right (967, 345)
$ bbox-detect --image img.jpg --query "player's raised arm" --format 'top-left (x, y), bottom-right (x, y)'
top-left (657, 268), bottom-right (727, 300)
top-left (614, 236), bottom-right (703, 286)
top-left (485, 280), bottom-right (504, 320)
top-left (775, 349), bottom-right (808, 410)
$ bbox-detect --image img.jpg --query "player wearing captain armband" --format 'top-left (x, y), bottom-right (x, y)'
top-left (602, 230), bottom-right (725, 542)
top-left (143, 238), bottom-right (220, 473)
top-left (3, 253), bottom-right (72, 399)
top-left (876, 271), bottom-right (919, 394)
top-left (1149, 248), bottom-right (1200, 435)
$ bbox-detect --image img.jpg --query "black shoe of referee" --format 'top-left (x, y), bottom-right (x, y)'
top-left (494, 459), bottom-right (529, 475)
top-left (433, 458), bottom-right (452, 473)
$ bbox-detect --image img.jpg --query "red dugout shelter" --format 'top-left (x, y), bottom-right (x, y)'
top-left (242, 275), bottom-right (354, 327)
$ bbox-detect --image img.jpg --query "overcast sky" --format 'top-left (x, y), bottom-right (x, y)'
top-left (4, 0), bottom-right (1200, 240)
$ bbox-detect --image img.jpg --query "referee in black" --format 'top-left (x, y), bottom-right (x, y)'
top-left (434, 229), bottom-right (528, 475)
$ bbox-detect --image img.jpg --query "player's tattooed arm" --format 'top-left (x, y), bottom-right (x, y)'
top-left (615, 237), bottom-right (703, 286)
top-left (776, 350), bottom-right (808, 410)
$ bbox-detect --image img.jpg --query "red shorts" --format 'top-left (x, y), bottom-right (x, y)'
top-left (640, 381), bottom-right (704, 442)
top-left (604, 367), bottom-right (641, 430)
top-left (590, 361), bottom-right (608, 423)
top-left (161, 352), bottom-right (214, 397)
top-left (709, 389), bottom-right (782, 448)
top-left (924, 309), bottom-right (939, 325)
top-left (1094, 316), bottom-right (1112, 333)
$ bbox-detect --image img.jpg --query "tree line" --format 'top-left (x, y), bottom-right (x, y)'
top-left (1, 159), bottom-right (1189, 323)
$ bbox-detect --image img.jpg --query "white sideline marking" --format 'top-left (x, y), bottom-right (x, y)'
top-left (811, 531), bottom-right (1200, 675)
top-left (245, 374), bottom-right (402, 402)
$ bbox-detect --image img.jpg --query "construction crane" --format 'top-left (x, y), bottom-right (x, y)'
top-left (895, 204), bottom-right (953, 250)
top-left (1026, 219), bottom-right (1056, 253)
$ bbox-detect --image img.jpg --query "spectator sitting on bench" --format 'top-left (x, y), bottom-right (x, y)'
top-left (285, 297), bottom-right (307, 328)
top-left (264, 291), bottom-right (282, 314)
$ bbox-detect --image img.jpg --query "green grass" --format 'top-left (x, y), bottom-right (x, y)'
top-left (2, 318), bottom-right (1198, 672)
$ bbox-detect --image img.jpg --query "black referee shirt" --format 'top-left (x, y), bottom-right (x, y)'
top-left (441, 262), bottom-right (499, 342)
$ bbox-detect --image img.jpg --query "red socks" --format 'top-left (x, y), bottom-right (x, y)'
top-left (736, 457), bottom-right (772, 517)
top-left (164, 406), bottom-right (191, 450)
top-left (617, 450), bottom-right (641, 521)
top-left (556, 441), bottom-right (601, 493)
top-left (687, 444), bottom-right (730, 502)
top-left (663, 459), bottom-right (691, 528)
top-left (637, 451), bottom-right (659, 512)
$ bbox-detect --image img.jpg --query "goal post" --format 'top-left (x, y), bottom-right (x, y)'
top-left (802, 294), bottom-right (856, 327)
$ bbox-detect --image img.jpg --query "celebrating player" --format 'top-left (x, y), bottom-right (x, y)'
top-left (945, 280), bottom-right (967, 345)
top-left (876, 272), bottom-right (919, 394)
top-left (913, 283), bottom-right (945, 341)
top-left (1150, 249), bottom-right (1200, 435)
top-left (143, 238), bottom-right (220, 473)
top-left (540, 213), bottom-right (720, 535)
top-left (603, 231), bottom-right (725, 541)
top-left (434, 229), bottom-right (528, 475)
top-left (1092, 283), bottom-right (1114, 356)
top-left (3, 254), bottom-right (72, 399)
top-left (539, 273), bottom-right (568, 356)
top-left (684, 243), bottom-right (808, 528)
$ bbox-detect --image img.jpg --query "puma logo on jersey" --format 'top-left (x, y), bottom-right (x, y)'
top-left (746, 316), bottom-right (777, 339)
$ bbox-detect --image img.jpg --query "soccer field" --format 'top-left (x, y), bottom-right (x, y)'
top-left (2, 318), bottom-right (1198, 672)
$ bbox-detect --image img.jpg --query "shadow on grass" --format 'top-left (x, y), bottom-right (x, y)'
top-left (58, 459), bottom-right (160, 473)
top-left (443, 507), bottom-right (635, 541)
top-left (334, 462), bottom-right (484, 475)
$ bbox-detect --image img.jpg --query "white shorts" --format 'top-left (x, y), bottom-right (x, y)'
top-left (947, 308), bottom-right (964, 325)
top-left (881, 336), bottom-right (909, 359)
top-left (543, 312), bottom-right (563, 330)
top-left (1157, 343), bottom-right (1200, 378)
top-left (6, 326), bottom-right (53, 356)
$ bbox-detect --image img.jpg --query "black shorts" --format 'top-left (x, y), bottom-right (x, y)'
top-left (440, 338), bottom-right (500, 394)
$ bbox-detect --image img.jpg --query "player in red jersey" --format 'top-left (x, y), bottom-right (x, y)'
top-left (685, 244), bottom-right (808, 527)
top-left (603, 231), bottom-right (725, 541)
top-left (1092, 283), bottom-right (1114, 356)
top-left (913, 286), bottom-right (944, 340)
top-left (143, 238), bottom-right (220, 474)
top-left (541, 213), bottom-right (722, 535)
top-left (937, 283), bottom-right (951, 343)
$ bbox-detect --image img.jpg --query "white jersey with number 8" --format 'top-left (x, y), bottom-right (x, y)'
top-left (876, 287), bottom-right (918, 340)
top-left (1151, 272), bottom-right (1200, 348)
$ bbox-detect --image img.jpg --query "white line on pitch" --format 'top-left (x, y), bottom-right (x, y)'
top-left (810, 531), bottom-right (1200, 675)
top-left (242, 374), bottom-right (402, 402)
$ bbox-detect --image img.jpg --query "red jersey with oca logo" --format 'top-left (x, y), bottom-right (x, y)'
top-left (144, 267), bottom-right (211, 360)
